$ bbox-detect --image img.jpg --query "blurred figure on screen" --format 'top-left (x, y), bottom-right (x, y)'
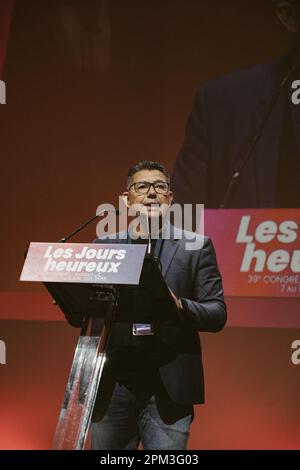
top-left (172, 0), bottom-right (300, 208)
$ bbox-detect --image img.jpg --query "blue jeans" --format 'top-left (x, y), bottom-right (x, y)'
top-left (90, 382), bottom-right (192, 450)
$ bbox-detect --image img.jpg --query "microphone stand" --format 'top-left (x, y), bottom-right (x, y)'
top-left (59, 214), bottom-right (99, 243)
top-left (219, 57), bottom-right (299, 208)
top-left (58, 209), bottom-right (120, 243)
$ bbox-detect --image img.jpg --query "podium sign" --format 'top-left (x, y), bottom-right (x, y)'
top-left (20, 242), bottom-right (147, 285)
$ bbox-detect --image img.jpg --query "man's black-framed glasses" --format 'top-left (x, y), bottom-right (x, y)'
top-left (128, 181), bottom-right (170, 195)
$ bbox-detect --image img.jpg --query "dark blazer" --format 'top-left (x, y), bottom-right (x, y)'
top-left (91, 225), bottom-right (226, 407)
top-left (172, 51), bottom-right (300, 208)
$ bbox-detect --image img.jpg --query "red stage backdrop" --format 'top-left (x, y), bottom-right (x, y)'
top-left (1, 0), bottom-right (299, 450)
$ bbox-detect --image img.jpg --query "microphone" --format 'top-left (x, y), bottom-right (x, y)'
top-left (135, 207), bottom-right (152, 254)
top-left (59, 208), bottom-right (120, 243)
top-left (220, 51), bottom-right (300, 208)
top-left (146, 215), bottom-right (152, 255)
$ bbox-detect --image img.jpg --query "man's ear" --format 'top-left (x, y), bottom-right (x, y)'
top-left (276, 2), bottom-right (298, 33)
top-left (168, 191), bottom-right (174, 206)
top-left (122, 192), bottom-right (130, 208)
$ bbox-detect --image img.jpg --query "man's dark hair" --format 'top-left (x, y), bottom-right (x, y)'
top-left (126, 161), bottom-right (170, 188)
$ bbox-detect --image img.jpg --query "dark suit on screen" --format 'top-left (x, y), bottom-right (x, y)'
top-left (172, 50), bottom-right (300, 208)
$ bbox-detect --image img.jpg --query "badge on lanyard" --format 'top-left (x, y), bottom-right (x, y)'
top-left (132, 323), bottom-right (154, 336)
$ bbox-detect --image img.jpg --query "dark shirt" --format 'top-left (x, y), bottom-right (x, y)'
top-left (130, 235), bottom-right (160, 256)
top-left (112, 234), bottom-right (164, 394)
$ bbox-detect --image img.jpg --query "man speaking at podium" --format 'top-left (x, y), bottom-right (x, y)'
top-left (86, 161), bottom-right (226, 450)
